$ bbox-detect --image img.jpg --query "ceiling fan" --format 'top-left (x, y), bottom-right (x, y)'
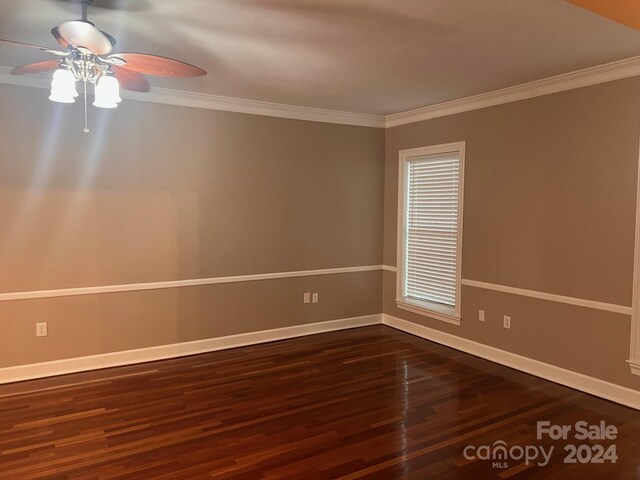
top-left (0, 0), bottom-right (206, 132)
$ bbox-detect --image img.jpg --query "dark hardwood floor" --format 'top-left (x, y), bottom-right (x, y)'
top-left (0, 325), bottom-right (639, 479)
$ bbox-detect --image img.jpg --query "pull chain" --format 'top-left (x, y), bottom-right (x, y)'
top-left (83, 80), bottom-right (89, 133)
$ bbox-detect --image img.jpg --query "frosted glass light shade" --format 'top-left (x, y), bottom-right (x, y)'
top-left (93, 76), bottom-right (121, 109)
top-left (49, 68), bottom-right (78, 103)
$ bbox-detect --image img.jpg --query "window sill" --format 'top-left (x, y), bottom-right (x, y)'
top-left (395, 298), bottom-right (461, 326)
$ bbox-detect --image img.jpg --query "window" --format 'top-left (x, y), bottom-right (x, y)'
top-left (396, 142), bottom-right (465, 325)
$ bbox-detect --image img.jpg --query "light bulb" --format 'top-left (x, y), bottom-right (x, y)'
top-left (49, 68), bottom-right (78, 103)
top-left (93, 75), bottom-right (121, 109)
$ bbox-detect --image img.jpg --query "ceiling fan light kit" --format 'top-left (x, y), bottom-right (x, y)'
top-left (92, 75), bottom-right (121, 108)
top-left (0, 0), bottom-right (206, 132)
top-left (49, 67), bottom-right (78, 103)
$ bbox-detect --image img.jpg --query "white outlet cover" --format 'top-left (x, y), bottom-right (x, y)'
top-left (36, 322), bottom-right (47, 337)
top-left (312, 293), bottom-right (319, 303)
top-left (478, 310), bottom-right (485, 321)
top-left (303, 293), bottom-right (311, 304)
top-left (503, 316), bottom-right (511, 329)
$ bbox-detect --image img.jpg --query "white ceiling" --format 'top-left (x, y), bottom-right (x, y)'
top-left (0, 0), bottom-right (639, 115)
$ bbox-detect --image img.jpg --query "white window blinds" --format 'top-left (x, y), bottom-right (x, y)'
top-left (403, 151), bottom-right (462, 312)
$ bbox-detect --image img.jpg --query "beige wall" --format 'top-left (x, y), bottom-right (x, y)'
top-left (384, 77), bottom-right (640, 389)
top-left (0, 84), bottom-right (384, 368)
top-left (3, 75), bottom-right (640, 393)
top-left (3, 272), bottom-right (381, 366)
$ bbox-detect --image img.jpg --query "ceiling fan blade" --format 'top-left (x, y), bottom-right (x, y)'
top-left (12, 60), bottom-right (60, 75)
top-left (52, 20), bottom-right (113, 55)
top-left (0, 38), bottom-right (51, 51)
top-left (111, 65), bottom-right (150, 92)
top-left (566, 0), bottom-right (640, 30)
top-left (108, 53), bottom-right (206, 77)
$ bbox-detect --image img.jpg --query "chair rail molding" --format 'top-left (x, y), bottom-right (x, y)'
top-left (462, 279), bottom-right (632, 315)
top-left (0, 265), bottom-right (385, 302)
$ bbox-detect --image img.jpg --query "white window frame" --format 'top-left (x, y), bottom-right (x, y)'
top-left (396, 141), bottom-right (465, 326)
top-left (630, 135), bottom-right (640, 376)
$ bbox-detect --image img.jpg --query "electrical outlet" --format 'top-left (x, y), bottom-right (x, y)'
top-left (503, 316), bottom-right (511, 329)
top-left (36, 322), bottom-right (47, 337)
top-left (478, 309), bottom-right (485, 322)
top-left (303, 293), bottom-right (311, 304)
top-left (312, 293), bottom-right (319, 303)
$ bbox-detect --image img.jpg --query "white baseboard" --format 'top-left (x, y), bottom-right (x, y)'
top-left (0, 314), bottom-right (382, 385)
top-left (4, 312), bottom-right (638, 411)
top-left (383, 314), bottom-right (640, 411)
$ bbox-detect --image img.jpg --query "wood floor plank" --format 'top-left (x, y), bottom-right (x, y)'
top-left (0, 325), bottom-right (638, 479)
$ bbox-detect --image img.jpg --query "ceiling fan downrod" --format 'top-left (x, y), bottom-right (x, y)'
top-left (81, 0), bottom-right (94, 22)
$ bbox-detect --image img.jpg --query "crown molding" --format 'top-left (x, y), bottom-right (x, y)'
top-left (125, 88), bottom-right (386, 128)
top-left (0, 66), bottom-right (385, 128)
top-left (0, 66), bottom-right (51, 90)
top-left (385, 55), bottom-right (640, 128)
top-left (2, 55), bottom-right (640, 129)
